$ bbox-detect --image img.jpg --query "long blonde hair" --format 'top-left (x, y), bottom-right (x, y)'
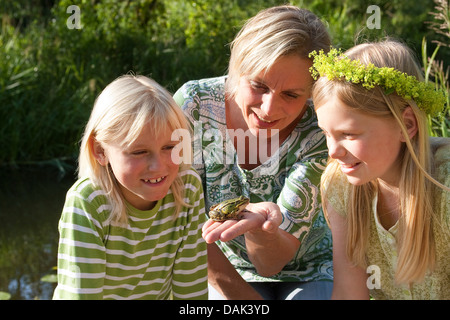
top-left (79, 75), bottom-right (192, 225)
top-left (313, 40), bottom-right (448, 284)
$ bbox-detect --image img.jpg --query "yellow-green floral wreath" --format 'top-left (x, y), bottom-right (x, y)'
top-left (309, 48), bottom-right (447, 117)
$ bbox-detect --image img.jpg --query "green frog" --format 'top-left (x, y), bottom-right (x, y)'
top-left (208, 196), bottom-right (250, 221)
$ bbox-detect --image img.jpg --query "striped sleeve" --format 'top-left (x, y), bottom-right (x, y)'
top-left (53, 180), bottom-right (109, 300)
top-left (172, 170), bottom-right (208, 300)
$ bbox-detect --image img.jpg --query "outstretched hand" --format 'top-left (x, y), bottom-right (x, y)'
top-left (202, 202), bottom-right (283, 244)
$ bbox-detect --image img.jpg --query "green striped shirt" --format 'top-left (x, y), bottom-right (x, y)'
top-left (53, 169), bottom-right (208, 300)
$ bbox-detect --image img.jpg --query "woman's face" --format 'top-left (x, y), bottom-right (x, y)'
top-left (233, 55), bottom-right (313, 140)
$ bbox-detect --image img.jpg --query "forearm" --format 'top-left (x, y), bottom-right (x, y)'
top-left (207, 243), bottom-right (263, 300)
top-left (245, 228), bottom-right (300, 277)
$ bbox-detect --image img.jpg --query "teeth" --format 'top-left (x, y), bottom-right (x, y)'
top-left (340, 163), bottom-right (358, 168)
top-left (256, 113), bottom-right (274, 123)
top-left (144, 177), bottom-right (164, 183)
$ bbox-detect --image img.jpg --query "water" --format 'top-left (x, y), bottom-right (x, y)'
top-left (0, 165), bottom-right (76, 300)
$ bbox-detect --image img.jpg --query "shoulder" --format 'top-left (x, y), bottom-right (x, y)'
top-left (179, 167), bottom-right (203, 193)
top-left (66, 177), bottom-right (103, 202)
top-left (430, 137), bottom-right (450, 227)
top-left (174, 77), bottom-right (227, 123)
top-left (174, 76), bottom-right (226, 105)
top-left (431, 137), bottom-right (450, 183)
top-left (321, 162), bottom-right (351, 217)
top-left (63, 177), bottom-right (111, 224)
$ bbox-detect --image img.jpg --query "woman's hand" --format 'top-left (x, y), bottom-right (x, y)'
top-left (202, 202), bottom-right (283, 244)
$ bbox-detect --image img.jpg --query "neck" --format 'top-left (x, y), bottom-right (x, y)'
top-left (377, 179), bottom-right (400, 230)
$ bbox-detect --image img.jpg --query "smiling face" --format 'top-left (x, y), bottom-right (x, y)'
top-left (316, 96), bottom-right (405, 186)
top-left (95, 123), bottom-right (180, 211)
top-left (230, 55), bottom-right (313, 141)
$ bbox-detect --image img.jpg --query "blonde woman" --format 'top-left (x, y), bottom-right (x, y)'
top-left (53, 75), bottom-right (207, 299)
top-left (311, 40), bottom-right (450, 299)
top-left (174, 6), bottom-right (333, 300)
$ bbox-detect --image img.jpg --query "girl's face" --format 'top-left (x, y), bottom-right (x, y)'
top-left (233, 55), bottom-right (313, 140)
top-left (97, 123), bottom-right (180, 211)
top-left (316, 96), bottom-right (404, 186)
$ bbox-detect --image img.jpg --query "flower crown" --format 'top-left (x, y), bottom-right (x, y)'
top-left (309, 48), bottom-right (447, 116)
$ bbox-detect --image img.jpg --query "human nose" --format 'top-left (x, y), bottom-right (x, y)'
top-left (327, 137), bottom-right (346, 159)
top-left (147, 153), bottom-right (164, 170)
top-left (260, 92), bottom-right (278, 117)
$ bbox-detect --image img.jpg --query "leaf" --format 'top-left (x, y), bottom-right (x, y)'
top-left (0, 291), bottom-right (11, 300)
top-left (40, 274), bottom-right (58, 283)
top-left (384, 87), bottom-right (395, 95)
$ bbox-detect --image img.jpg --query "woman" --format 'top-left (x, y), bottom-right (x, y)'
top-left (174, 5), bottom-right (333, 300)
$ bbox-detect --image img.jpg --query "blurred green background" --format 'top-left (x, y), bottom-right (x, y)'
top-left (1, 0), bottom-right (449, 170)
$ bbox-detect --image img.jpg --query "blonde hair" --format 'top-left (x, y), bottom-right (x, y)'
top-left (79, 75), bottom-right (192, 225)
top-left (225, 5), bottom-right (330, 98)
top-left (313, 40), bottom-right (448, 284)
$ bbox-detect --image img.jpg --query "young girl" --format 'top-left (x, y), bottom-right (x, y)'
top-left (53, 75), bottom-right (208, 300)
top-left (310, 40), bottom-right (449, 299)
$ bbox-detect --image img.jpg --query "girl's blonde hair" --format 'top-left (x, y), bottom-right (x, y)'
top-left (313, 40), bottom-right (447, 284)
top-left (79, 75), bottom-right (192, 225)
top-left (225, 5), bottom-right (330, 98)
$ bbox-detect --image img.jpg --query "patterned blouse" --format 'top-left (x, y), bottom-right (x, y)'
top-left (324, 140), bottom-right (450, 299)
top-left (174, 76), bottom-right (333, 282)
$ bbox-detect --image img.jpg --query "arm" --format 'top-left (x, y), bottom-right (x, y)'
top-left (207, 243), bottom-right (263, 300)
top-left (245, 221), bottom-right (300, 277)
top-left (243, 203), bottom-right (300, 277)
top-left (327, 202), bottom-right (370, 300)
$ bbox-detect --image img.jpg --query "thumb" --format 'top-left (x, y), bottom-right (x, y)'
top-left (262, 204), bottom-right (282, 233)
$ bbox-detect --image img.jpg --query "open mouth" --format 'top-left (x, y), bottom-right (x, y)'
top-left (339, 162), bottom-right (361, 173)
top-left (143, 176), bottom-right (165, 184)
top-left (255, 113), bottom-right (275, 123)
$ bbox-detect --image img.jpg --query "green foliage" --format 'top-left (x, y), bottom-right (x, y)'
top-left (0, 0), bottom-right (449, 166)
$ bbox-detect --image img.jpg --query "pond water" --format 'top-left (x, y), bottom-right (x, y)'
top-left (0, 166), bottom-right (76, 300)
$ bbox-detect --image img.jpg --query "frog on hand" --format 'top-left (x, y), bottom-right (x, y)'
top-left (203, 199), bottom-right (283, 244)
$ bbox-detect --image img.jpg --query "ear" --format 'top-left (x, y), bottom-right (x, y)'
top-left (400, 106), bottom-right (418, 142)
top-left (90, 137), bottom-right (108, 166)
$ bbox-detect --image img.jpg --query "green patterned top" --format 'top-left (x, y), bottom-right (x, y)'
top-left (324, 140), bottom-right (450, 299)
top-left (174, 76), bottom-right (333, 282)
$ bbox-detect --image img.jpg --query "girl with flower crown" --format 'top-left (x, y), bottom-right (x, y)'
top-left (310, 40), bottom-right (449, 299)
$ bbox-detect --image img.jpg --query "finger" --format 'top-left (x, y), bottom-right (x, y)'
top-left (219, 217), bottom-right (262, 242)
top-left (202, 218), bottom-right (216, 232)
top-left (202, 220), bottom-right (224, 241)
top-left (265, 205), bottom-right (283, 227)
top-left (203, 220), bottom-right (239, 243)
top-left (261, 219), bottom-right (278, 234)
